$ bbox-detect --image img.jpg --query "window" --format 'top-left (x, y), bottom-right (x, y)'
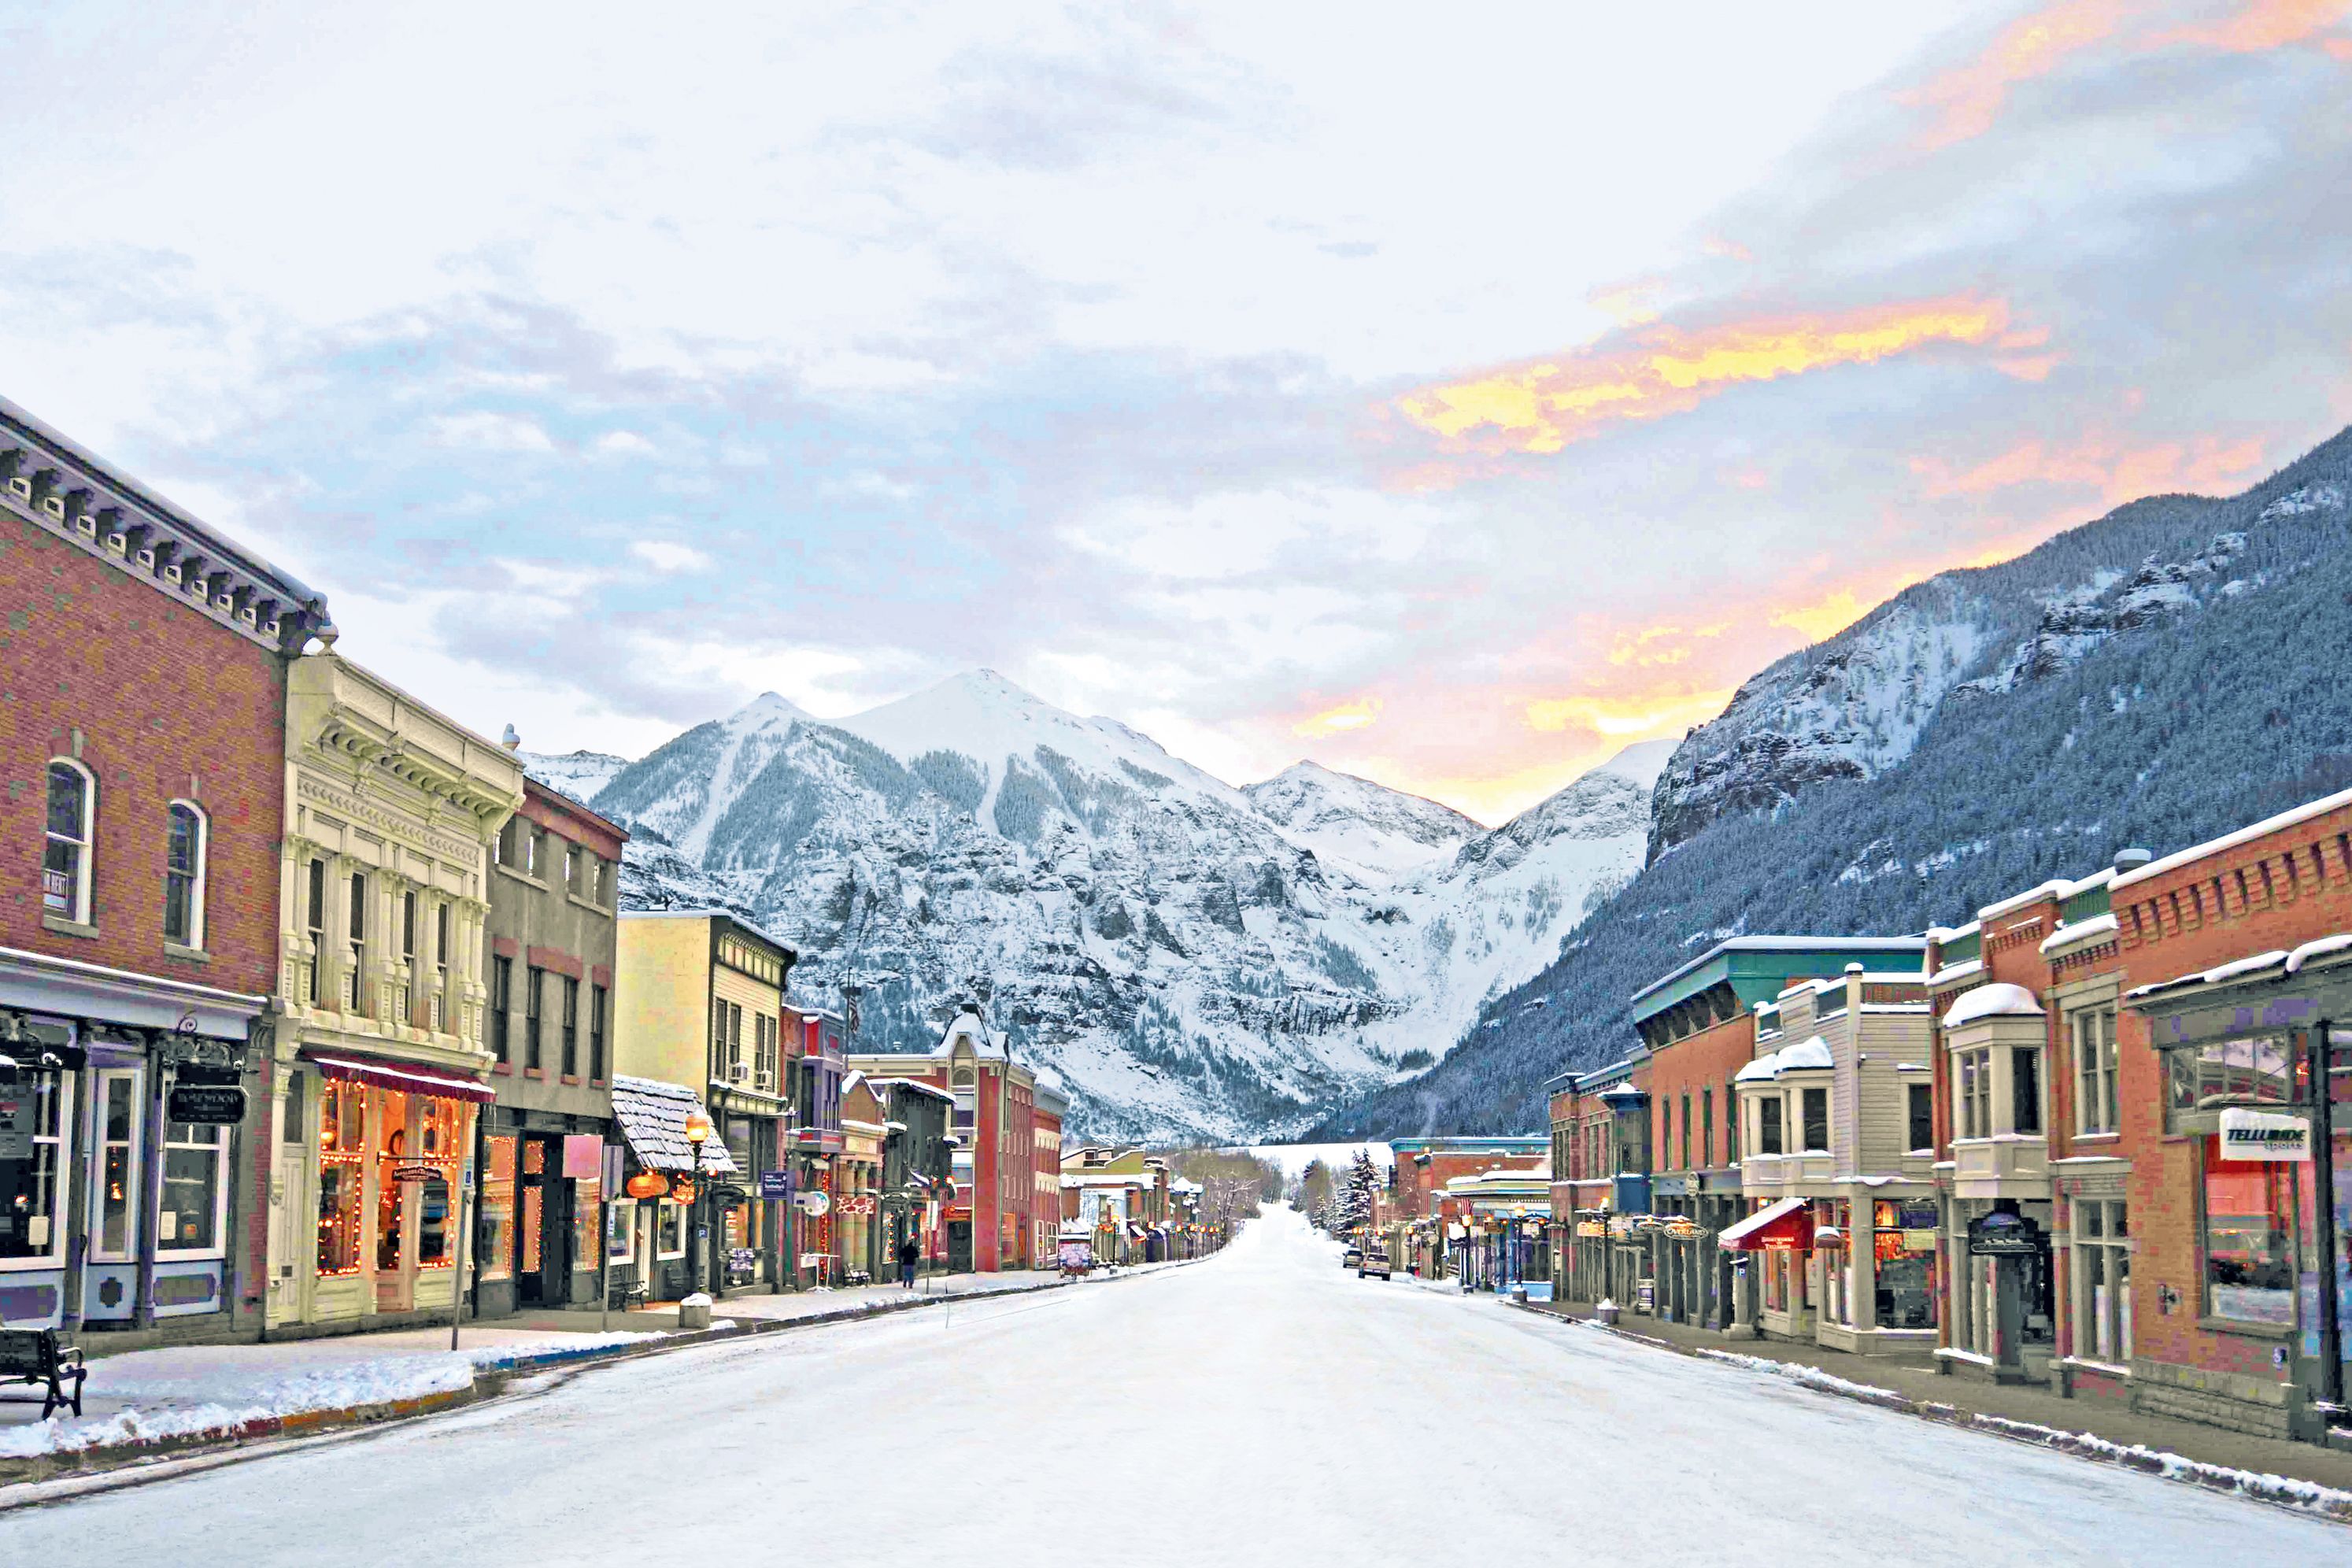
top-left (2073, 1006), bottom-right (2117, 1135)
top-left (1801, 1087), bottom-right (1829, 1153)
top-left (2012, 1048), bottom-right (2042, 1137)
top-left (42, 760), bottom-right (94, 923)
top-left (346, 872), bottom-right (368, 1014)
top-left (399, 889), bottom-right (419, 1021)
top-left (2202, 1137), bottom-right (2295, 1326)
top-left (157, 1119), bottom-right (226, 1256)
top-left (1680, 1093), bottom-right (1691, 1171)
top-left (561, 975), bottom-right (580, 1077)
top-left (754, 1011), bottom-right (776, 1092)
top-left (564, 843), bottom-right (578, 893)
top-left (433, 904), bottom-right (450, 1030)
top-left (1907, 1082), bottom-right (1934, 1152)
top-left (489, 956), bottom-right (512, 1062)
top-left (317, 1079), bottom-right (365, 1275)
top-left (0, 1071), bottom-right (70, 1260)
top-left (656, 1200), bottom-right (686, 1259)
top-left (1758, 1096), bottom-right (1784, 1156)
top-left (164, 801), bottom-right (207, 947)
top-left (479, 1135), bottom-right (516, 1282)
top-left (1725, 1081), bottom-right (1737, 1163)
top-left (525, 966), bottom-right (545, 1070)
top-left (93, 1068), bottom-right (141, 1261)
top-left (605, 1189), bottom-right (634, 1264)
top-left (2165, 1034), bottom-right (2297, 1128)
top-left (1700, 1089), bottom-right (1713, 1169)
top-left (714, 1000), bottom-right (744, 1079)
top-left (2073, 1199), bottom-right (2131, 1363)
top-left (305, 859), bottom-right (327, 1004)
top-left (528, 827), bottom-right (544, 878)
top-left (1958, 1047), bottom-right (1991, 1139)
top-left (590, 985), bottom-right (608, 1082)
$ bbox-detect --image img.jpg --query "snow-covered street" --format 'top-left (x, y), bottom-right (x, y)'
top-left (2, 1207), bottom-right (2340, 1564)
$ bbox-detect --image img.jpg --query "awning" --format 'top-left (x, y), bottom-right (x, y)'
top-left (1718, 1196), bottom-right (1814, 1252)
top-left (307, 1052), bottom-right (492, 1104)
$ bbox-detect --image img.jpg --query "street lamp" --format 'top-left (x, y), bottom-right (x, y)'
top-left (683, 1108), bottom-right (714, 1295)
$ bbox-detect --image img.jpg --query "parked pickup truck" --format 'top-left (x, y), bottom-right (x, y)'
top-left (1357, 1249), bottom-right (1393, 1281)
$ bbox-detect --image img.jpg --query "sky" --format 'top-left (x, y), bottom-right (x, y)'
top-left (3, 1), bottom-right (2348, 823)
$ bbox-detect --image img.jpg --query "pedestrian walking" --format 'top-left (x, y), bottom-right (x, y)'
top-left (897, 1237), bottom-right (920, 1290)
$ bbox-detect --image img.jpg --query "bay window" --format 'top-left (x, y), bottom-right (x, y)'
top-left (1800, 1086), bottom-right (1829, 1152)
top-left (1958, 1047), bottom-right (1991, 1139)
top-left (2012, 1047), bottom-right (2042, 1136)
top-left (1758, 1095), bottom-right (1783, 1156)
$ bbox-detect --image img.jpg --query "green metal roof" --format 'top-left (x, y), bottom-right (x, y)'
top-left (1629, 936), bottom-right (1928, 1026)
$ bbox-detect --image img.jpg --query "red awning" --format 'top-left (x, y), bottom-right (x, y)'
top-left (306, 1052), bottom-right (494, 1104)
top-left (1718, 1196), bottom-right (1814, 1252)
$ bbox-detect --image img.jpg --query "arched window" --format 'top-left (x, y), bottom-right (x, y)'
top-left (165, 801), bottom-right (208, 949)
top-left (43, 760), bottom-right (94, 924)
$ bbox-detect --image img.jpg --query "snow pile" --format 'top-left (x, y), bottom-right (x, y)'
top-left (0, 1355), bottom-right (477, 1459)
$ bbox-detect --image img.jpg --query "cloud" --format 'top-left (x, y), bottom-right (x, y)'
top-left (1902, 0), bottom-right (2127, 150)
top-left (594, 429), bottom-right (656, 457)
top-left (1769, 589), bottom-right (1875, 643)
top-left (1524, 688), bottom-right (1734, 739)
top-left (1293, 697), bottom-right (1382, 738)
top-left (2148, 0), bottom-right (2352, 54)
top-left (1392, 296), bottom-right (2031, 456)
top-left (630, 539), bottom-right (712, 575)
top-left (424, 409), bottom-right (556, 452)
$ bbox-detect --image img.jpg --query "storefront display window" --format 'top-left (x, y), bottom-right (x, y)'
top-left (2166, 1034), bottom-right (2298, 1129)
top-left (479, 1135), bottom-right (516, 1281)
top-left (157, 1119), bottom-right (226, 1256)
top-left (1872, 1200), bottom-right (1936, 1329)
top-left (418, 1173), bottom-right (453, 1267)
top-left (656, 1200), bottom-right (686, 1259)
top-left (0, 1071), bottom-right (69, 1263)
top-left (375, 1089), bottom-right (410, 1272)
top-left (318, 1079), bottom-right (364, 1275)
top-left (2073, 1200), bottom-right (2130, 1363)
top-left (94, 1069), bottom-right (140, 1261)
top-left (2203, 1137), bottom-right (2295, 1326)
top-left (571, 1177), bottom-right (601, 1274)
top-left (606, 1193), bottom-right (634, 1264)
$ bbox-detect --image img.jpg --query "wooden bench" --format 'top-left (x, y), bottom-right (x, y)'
top-left (0, 1328), bottom-right (85, 1419)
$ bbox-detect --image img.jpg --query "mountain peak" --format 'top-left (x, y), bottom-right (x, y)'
top-left (726, 690), bottom-right (812, 730)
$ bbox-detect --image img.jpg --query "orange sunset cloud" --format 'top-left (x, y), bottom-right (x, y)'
top-left (1396, 297), bottom-right (2031, 457)
top-left (1294, 696), bottom-right (1383, 738)
top-left (1904, 0), bottom-right (2126, 150)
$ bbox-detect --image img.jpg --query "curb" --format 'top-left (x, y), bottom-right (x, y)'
top-left (1503, 1297), bottom-right (2352, 1525)
top-left (0, 1251), bottom-right (1211, 1488)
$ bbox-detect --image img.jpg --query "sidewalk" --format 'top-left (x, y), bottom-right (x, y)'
top-left (1521, 1293), bottom-right (2352, 1510)
top-left (0, 1261), bottom-right (1195, 1478)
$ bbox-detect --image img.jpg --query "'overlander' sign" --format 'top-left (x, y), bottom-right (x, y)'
top-left (2219, 1108), bottom-right (2310, 1161)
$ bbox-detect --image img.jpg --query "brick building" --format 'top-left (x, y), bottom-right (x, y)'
top-left (474, 775), bottom-right (626, 1319)
top-left (0, 396), bottom-right (327, 1342)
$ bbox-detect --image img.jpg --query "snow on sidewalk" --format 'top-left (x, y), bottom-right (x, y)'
top-left (0, 1327), bottom-right (660, 1460)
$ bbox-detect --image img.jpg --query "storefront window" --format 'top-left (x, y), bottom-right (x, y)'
top-left (2167, 1034), bottom-right (2298, 1129)
top-left (0, 1071), bottom-right (69, 1262)
top-left (571, 1178), bottom-right (601, 1274)
top-left (94, 1069), bottom-right (140, 1261)
top-left (2073, 1199), bottom-right (2130, 1363)
top-left (418, 1174), bottom-right (453, 1267)
top-left (606, 1193), bottom-right (634, 1264)
top-left (656, 1200), bottom-right (686, 1259)
top-left (2203, 1137), bottom-right (2295, 1326)
top-left (479, 1135), bottom-right (516, 1281)
top-left (319, 1079), bottom-right (367, 1275)
top-left (1873, 1200), bottom-right (1936, 1329)
top-left (158, 1120), bottom-right (225, 1255)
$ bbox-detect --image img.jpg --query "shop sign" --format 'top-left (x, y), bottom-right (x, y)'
top-left (167, 1083), bottom-right (247, 1126)
top-left (1902, 1229), bottom-right (1940, 1253)
top-left (1574, 1221), bottom-right (1606, 1238)
top-left (1967, 1211), bottom-right (2044, 1257)
top-left (1635, 1278), bottom-right (1655, 1313)
top-left (795, 1189), bottom-right (832, 1216)
top-left (0, 1091), bottom-right (31, 1159)
top-left (2219, 1108), bottom-right (2310, 1162)
top-left (392, 1164), bottom-right (441, 1184)
top-left (758, 1169), bottom-right (793, 1199)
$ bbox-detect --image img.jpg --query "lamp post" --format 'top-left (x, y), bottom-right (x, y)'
top-left (682, 1108), bottom-right (714, 1296)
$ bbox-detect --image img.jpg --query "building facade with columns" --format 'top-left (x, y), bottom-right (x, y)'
top-left (264, 653), bottom-right (522, 1335)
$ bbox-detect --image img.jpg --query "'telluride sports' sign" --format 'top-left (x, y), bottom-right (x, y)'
top-left (2219, 1108), bottom-right (2310, 1161)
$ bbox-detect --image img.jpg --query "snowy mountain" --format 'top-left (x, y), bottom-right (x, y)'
top-left (1243, 761), bottom-right (1481, 882)
top-left (516, 748), bottom-right (631, 804)
top-left (573, 671), bottom-right (1649, 1143)
top-left (1323, 425), bottom-right (2352, 1137)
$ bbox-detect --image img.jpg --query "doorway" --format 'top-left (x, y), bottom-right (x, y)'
top-left (517, 1136), bottom-right (569, 1307)
top-left (947, 1219), bottom-right (973, 1273)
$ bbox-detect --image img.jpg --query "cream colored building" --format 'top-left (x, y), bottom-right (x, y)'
top-left (266, 651), bottom-right (523, 1333)
top-left (1733, 961), bottom-right (1938, 1355)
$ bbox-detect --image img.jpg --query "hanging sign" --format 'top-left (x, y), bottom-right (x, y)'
top-left (1967, 1210), bottom-right (2044, 1257)
top-left (393, 1164), bottom-right (441, 1184)
top-left (2219, 1108), bottom-right (2310, 1162)
top-left (795, 1189), bottom-right (832, 1216)
top-left (167, 1083), bottom-right (247, 1126)
top-left (758, 1169), bottom-right (793, 1199)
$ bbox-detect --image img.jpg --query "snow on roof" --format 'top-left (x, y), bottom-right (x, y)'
top-left (2128, 949), bottom-right (2293, 1000)
top-left (1928, 957), bottom-right (1983, 989)
top-left (2040, 912), bottom-right (2118, 956)
top-left (1975, 879), bottom-right (2073, 922)
top-left (867, 1076), bottom-right (953, 1102)
top-left (1925, 921), bottom-right (1981, 944)
top-left (610, 1075), bottom-right (738, 1176)
top-left (1942, 982), bottom-right (2043, 1029)
top-left (1734, 1037), bottom-right (1831, 1081)
top-left (2113, 784), bottom-right (2352, 895)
